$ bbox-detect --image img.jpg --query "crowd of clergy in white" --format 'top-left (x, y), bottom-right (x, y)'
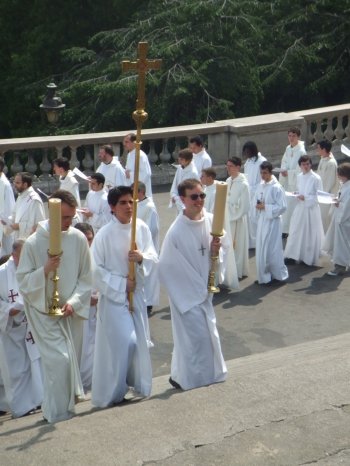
top-left (0, 129), bottom-right (349, 424)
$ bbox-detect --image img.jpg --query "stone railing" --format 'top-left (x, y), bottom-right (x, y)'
top-left (0, 103), bottom-right (349, 193)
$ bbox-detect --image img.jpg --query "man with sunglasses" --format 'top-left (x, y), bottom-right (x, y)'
top-left (159, 178), bottom-right (227, 391)
top-left (91, 186), bottom-right (157, 407)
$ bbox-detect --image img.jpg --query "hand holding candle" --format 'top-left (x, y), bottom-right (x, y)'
top-left (48, 198), bottom-right (62, 256)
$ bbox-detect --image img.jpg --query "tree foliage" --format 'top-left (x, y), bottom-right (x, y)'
top-left (0, 0), bottom-right (349, 137)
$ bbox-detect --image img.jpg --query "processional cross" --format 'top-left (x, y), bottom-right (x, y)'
top-left (121, 42), bottom-right (161, 312)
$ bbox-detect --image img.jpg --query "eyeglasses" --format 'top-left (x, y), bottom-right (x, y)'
top-left (187, 193), bottom-right (206, 200)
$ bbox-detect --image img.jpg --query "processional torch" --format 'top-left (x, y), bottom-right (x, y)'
top-left (207, 182), bottom-right (228, 293)
top-left (121, 42), bottom-right (162, 312)
top-left (47, 198), bottom-right (64, 317)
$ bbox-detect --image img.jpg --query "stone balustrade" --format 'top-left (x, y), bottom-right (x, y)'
top-left (0, 103), bottom-right (349, 194)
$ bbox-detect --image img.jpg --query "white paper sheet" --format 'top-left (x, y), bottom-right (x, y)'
top-left (317, 190), bottom-right (337, 204)
top-left (285, 191), bottom-right (299, 197)
top-left (341, 144), bottom-right (350, 157)
top-left (73, 167), bottom-right (90, 181)
top-left (36, 188), bottom-right (49, 199)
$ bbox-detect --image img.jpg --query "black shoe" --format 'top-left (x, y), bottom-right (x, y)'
top-left (147, 306), bottom-right (153, 316)
top-left (284, 258), bottom-right (296, 265)
top-left (169, 377), bottom-right (182, 390)
top-left (20, 409), bottom-right (36, 417)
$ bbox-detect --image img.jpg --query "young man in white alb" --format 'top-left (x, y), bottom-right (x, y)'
top-left (189, 135), bottom-right (212, 174)
top-left (82, 173), bottom-right (111, 234)
top-left (279, 127), bottom-right (306, 236)
top-left (284, 156), bottom-right (324, 266)
top-left (316, 139), bottom-right (339, 233)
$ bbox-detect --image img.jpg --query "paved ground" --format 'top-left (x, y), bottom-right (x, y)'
top-left (1, 186), bottom-right (349, 465)
top-left (149, 187), bottom-right (350, 377)
top-left (1, 334), bottom-right (350, 465)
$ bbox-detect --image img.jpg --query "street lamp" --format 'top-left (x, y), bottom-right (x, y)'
top-left (40, 82), bottom-right (65, 124)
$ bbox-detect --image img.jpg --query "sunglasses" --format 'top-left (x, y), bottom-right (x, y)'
top-left (188, 193), bottom-right (206, 200)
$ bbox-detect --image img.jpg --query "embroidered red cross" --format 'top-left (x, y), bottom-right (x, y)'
top-left (8, 289), bottom-right (19, 303)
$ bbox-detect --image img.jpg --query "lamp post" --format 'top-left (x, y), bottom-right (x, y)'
top-left (40, 82), bottom-right (65, 124)
top-left (39, 82), bottom-right (66, 183)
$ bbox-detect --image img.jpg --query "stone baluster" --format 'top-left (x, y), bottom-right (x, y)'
top-left (148, 140), bottom-right (159, 166)
top-left (24, 151), bottom-right (38, 175)
top-left (69, 145), bottom-right (80, 169)
top-left (55, 146), bottom-right (64, 158)
top-left (39, 149), bottom-right (52, 179)
top-left (333, 115), bottom-right (345, 143)
top-left (93, 144), bottom-right (100, 171)
top-left (1, 151), bottom-right (10, 175)
top-left (305, 120), bottom-right (314, 147)
top-left (159, 139), bottom-right (171, 165)
top-left (323, 117), bottom-right (334, 141)
top-left (11, 152), bottom-right (23, 176)
top-left (112, 143), bottom-right (121, 161)
top-left (172, 139), bottom-right (182, 162)
top-left (81, 147), bottom-right (94, 175)
top-left (313, 119), bottom-right (324, 146)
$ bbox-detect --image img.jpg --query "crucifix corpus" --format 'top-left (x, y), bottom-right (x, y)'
top-left (121, 41), bottom-right (161, 312)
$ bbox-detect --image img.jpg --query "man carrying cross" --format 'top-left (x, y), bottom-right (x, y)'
top-left (0, 239), bottom-right (43, 418)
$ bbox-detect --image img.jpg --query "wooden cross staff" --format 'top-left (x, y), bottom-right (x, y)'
top-left (121, 42), bottom-right (161, 312)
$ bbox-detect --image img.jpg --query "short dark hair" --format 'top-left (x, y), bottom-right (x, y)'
top-left (130, 181), bottom-right (146, 193)
top-left (298, 155), bottom-right (312, 166)
top-left (53, 157), bottom-right (70, 172)
top-left (288, 127), bottom-right (301, 137)
top-left (242, 141), bottom-right (258, 160)
top-left (74, 222), bottom-right (94, 237)
top-left (178, 148), bottom-right (193, 161)
top-left (90, 172), bottom-right (105, 186)
top-left (189, 135), bottom-right (204, 147)
top-left (260, 161), bottom-right (273, 173)
top-left (178, 178), bottom-right (202, 197)
top-left (0, 157), bottom-right (5, 172)
top-left (100, 145), bottom-right (114, 157)
top-left (107, 186), bottom-right (133, 206)
top-left (125, 133), bottom-right (136, 143)
top-left (201, 167), bottom-right (217, 179)
top-left (227, 156), bottom-right (242, 167)
top-left (16, 172), bottom-right (33, 187)
top-left (49, 189), bottom-right (78, 208)
top-left (317, 140), bottom-right (332, 153)
top-left (337, 163), bottom-right (350, 180)
top-left (0, 254), bottom-right (11, 265)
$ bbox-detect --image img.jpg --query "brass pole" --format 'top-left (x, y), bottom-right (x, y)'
top-left (121, 42), bottom-right (161, 311)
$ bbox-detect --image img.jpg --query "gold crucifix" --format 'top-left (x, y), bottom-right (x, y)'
top-left (121, 41), bottom-right (161, 312)
top-left (122, 42), bottom-right (162, 127)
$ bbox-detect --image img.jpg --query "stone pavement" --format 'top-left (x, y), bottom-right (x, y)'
top-left (1, 333), bottom-right (350, 465)
top-left (1, 187), bottom-right (350, 465)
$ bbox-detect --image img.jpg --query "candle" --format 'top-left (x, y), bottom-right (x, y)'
top-left (211, 182), bottom-right (228, 236)
top-left (48, 198), bottom-right (62, 255)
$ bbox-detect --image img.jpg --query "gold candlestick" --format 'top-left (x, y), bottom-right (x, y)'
top-left (48, 252), bottom-right (64, 317)
top-left (207, 236), bottom-right (222, 294)
top-left (48, 198), bottom-right (64, 317)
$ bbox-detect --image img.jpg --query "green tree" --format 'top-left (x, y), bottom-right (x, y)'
top-left (1, 0), bottom-right (349, 137)
top-left (0, 0), bottom-right (148, 137)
